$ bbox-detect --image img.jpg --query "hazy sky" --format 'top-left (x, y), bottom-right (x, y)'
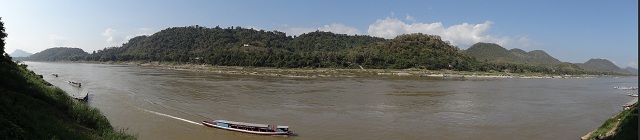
top-left (1, 0), bottom-right (637, 68)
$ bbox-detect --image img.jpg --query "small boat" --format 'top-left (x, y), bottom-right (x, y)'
top-left (68, 81), bottom-right (82, 87)
top-left (73, 91), bottom-right (89, 102)
top-left (628, 93), bottom-right (639, 97)
top-left (614, 86), bottom-right (638, 90)
top-left (622, 98), bottom-right (638, 110)
top-left (202, 120), bottom-right (292, 135)
top-left (51, 73), bottom-right (58, 77)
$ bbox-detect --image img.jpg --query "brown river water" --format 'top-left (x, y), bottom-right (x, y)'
top-left (25, 61), bottom-right (637, 140)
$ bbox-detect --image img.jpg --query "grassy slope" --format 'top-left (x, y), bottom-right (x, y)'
top-left (0, 61), bottom-right (135, 139)
top-left (585, 104), bottom-right (638, 140)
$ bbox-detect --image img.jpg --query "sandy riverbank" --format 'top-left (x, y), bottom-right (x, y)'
top-left (95, 61), bottom-right (611, 79)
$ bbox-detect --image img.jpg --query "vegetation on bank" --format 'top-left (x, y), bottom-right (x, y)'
top-left (0, 17), bottom-right (135, 139)
top-left (21, 25), bottom-right (637, 76)
top-left (584, 105), bottom-right (638, 140)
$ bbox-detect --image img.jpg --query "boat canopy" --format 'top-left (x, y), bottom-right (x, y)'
top-left (214, 120), bottom-right (289, 128)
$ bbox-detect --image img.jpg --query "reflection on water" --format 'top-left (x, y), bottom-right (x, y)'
top-left (26, 61), bottom-right (637, 140)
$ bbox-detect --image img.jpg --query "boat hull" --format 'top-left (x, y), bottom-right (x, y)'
top-left (202, 121), bottom-right (291, 135)
top-left (67, 81), bottom-right (82, 87)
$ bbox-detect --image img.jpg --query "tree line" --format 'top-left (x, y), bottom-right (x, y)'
top-left (26, 25), bottom-right (634, 75)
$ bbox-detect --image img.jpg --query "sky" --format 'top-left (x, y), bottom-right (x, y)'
top-left (1, 0), bottom-right (637, 68)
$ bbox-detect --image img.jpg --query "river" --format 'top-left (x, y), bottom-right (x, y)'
top-left (24, 61), bottom-right (638, 140)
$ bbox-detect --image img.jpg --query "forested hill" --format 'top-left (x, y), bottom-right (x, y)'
top-left (28, 47), bottom-right (88, 61)
top-left (464, 42), bottom-right (561, 65)
top-left (464, 42), bottom-right (514, 62)
top-left (289, 31), bottom-right (386, 52)
top-left (348, 34), bottom-right (474, 70)
top-left (28, 25), bottom-right (633, 75)
top-left (578, 58), bottom-right (627, 74)
top-left (87, 26), bottom-right (475, 70)
top-left (86, 26), bottom-right (388, 68)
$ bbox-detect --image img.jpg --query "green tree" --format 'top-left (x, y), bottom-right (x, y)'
top-left (0, 17), bottom-right (6, 54)
top-left (1, 17), bottom-right (12, 65)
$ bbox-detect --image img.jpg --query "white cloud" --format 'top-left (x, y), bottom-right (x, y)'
top-left (124, 35), bottom-right (138, 42)
top-left (318, 23), bottom-right (361, 35)
top-left (283, 23), bottom-right (361, 36)
top-left (124, 28), bottom-right (153, 41)
top-left (405, 14), bottom-right (416, 22)
top-left (49, 34), bottom-right (67, 47)
top-left (278, 17), bottom-right (531, 49)
top-left (273, 23), bottom-right (289, 28)
top-left (245, 26), bottom-right (262, 30)
top-left (137, 28), bottom-right (152, 33)
top-left (516, 36), bottom-right (532, 48)
top-left (101, 28), bottom-right (153, 45)
top-left (101, 28), bottom-right (117, 43)
top-left (367, 17), bottom-right (524, 48)
top-left (283, 27), bottom-right (316, 36)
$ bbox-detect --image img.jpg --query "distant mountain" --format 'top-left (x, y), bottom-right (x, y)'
top-left (28, 47), bottom-right (88, 61)
top-left (10, 49), bottom-right (32, 57)
top-left (464, 42), bottom-right (516, 63)
top-left (464, 42), bottom-right (561, 65)
top-left (577, 58), bottom-right (626, 74)
top-left (509, 48), bottom-right (529, 58)
top-left (623, 67), bottom-right (638, 75)
top-left (526, 50), bottom-right (562, 65)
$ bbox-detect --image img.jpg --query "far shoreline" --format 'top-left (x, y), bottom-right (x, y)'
top-left (24, 60), bottom-right (636, 79)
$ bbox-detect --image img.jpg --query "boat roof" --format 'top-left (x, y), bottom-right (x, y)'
top-left (214, 120), bottom-right (289, 128)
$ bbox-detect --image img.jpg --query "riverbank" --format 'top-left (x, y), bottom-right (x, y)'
top-left (97, 61), bottom-right (615, 79)
top-left (581, 101), bottom-right (637, 140)
top-left (0, 62), bottom-right (135, 139)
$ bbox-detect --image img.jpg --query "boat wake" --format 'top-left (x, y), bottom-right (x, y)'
top-left (136, 107), bottom-right (203, 126)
